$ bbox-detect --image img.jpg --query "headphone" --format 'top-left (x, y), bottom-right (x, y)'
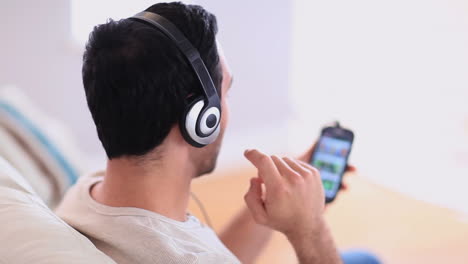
top-left (129, 11), bottom-right (221, 148)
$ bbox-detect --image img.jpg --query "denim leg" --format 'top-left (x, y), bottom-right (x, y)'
top-left (340, 249), bottom-right (382, 264)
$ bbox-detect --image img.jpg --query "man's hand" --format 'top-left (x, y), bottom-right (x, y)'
top-left (243, 149), bottom-right (325, 235)
top-left (243, 149), bottom-right (341, 264)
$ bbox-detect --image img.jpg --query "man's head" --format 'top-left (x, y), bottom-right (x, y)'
top-left (82, 2), bottom-right (232, 176)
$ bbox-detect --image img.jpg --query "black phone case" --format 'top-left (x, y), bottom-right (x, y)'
top-left (310, 125), bottom-right (354, 203)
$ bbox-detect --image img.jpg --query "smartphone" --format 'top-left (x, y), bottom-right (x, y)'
top-left (310, 123), bottom-right (354, 203)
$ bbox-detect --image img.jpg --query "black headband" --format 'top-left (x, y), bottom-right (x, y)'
top-left (129, 11), bottom-right (220, 107)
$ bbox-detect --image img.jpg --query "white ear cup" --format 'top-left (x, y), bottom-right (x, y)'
top-left (199, 107), bottom-right (220, 135)
top-left (185, 100), bottom-right (220, 145)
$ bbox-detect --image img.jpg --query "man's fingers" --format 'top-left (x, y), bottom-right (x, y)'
top-left (283, 157), bottom-right (311, 177)
top-left (244, 178), bottom-right (268, 225)
top-left (244, 149), bottom-right (280, 186)
top-left (339, 164), bottom-right (355, 191)
top-left (340, 182), bottom-right (348, 191)
top-left (346, 164), bottom-right (357, 173)
top-left (297, 160), bottom-right (320, 175)
top-left (271, 155), bottom-right (301, 180)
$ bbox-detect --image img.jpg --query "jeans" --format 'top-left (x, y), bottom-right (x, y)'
top-left (341, 250), bottom-right (381, 264)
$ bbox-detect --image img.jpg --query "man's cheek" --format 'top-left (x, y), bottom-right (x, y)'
top-left (223, 109), bottom-right (229, 130)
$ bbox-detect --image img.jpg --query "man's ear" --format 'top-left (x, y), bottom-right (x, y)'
top-left (169, 123), bottom-right (204, 150)
top-left (161, 124), bottom-right (187, 148)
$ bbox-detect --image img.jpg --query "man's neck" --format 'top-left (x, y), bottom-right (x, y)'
top-left (91, 151), bottom-right (195, 222)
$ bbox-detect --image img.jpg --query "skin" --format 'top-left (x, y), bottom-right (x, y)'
top-left (91, 47), bottom-right (343, 263)
top-left (243, 150), bottom-right (342, 264)
top-left (90, 53), bottom-right (232, 222)
top-left (221, 145), bottom-right (355, 264)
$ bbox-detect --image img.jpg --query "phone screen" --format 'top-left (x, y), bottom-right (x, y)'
top-left (312, 136), bottom-right (352, 199)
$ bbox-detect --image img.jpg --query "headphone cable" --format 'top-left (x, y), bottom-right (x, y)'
top-left (190, 192), bottom-right (214, 229)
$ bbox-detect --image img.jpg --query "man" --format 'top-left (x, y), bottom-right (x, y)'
top-left (57, 2), bottom-right (376, 264)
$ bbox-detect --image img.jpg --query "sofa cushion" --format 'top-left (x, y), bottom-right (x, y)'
top-left (0, 157), bottom-right (115, 264)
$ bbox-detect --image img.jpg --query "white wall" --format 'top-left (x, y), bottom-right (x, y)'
top-left (0, 0), bottom-right (98, 156)
top-left (290, 0), bottom-right (468, 213)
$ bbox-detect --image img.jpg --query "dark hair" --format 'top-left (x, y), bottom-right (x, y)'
top-left (82, 2), bottom-right (222, 159)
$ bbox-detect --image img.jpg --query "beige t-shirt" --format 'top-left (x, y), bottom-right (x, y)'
top-left (56, 173), bottom-right (240, 264)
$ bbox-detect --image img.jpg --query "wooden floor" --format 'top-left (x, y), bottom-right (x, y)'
top-left (189, 168), bottom-right (468, 264)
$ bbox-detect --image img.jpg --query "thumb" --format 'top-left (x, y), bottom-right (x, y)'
top-left (244, 178), bottom-right (268, 225)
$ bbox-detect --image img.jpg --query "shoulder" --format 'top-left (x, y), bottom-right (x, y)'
top-left (55, 172), bottom-right (103, 221)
